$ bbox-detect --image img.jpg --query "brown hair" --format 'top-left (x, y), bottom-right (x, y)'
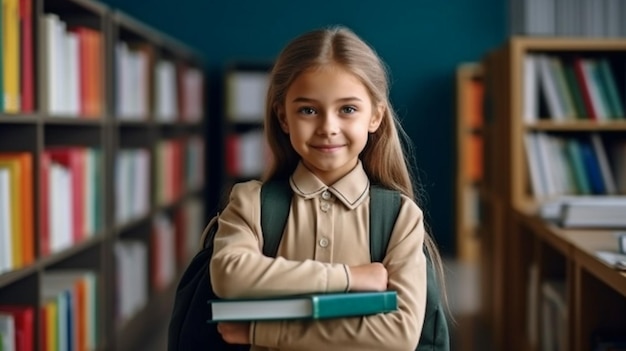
top-left (263, 26), bottom-right (448, 311)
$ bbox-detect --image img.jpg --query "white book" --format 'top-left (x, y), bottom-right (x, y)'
top-left (537, 55), bottom-right (566, 120)
top-left (524, 133), bottom-right (546, 197)
top-left (0, 313), bottom-right (16, 351)
top-left (523, 55), bottom-right (538, 123)
top-left (539, 195), bottom-right (626, 222)
top-left (227, 71), bottom-right (269, 122)
top-left (66, 31), bottom-right (80, 116)
top-left (0, 169), bottom-right (13, 274)
top-left (562, 200), bottom-right (626, 228)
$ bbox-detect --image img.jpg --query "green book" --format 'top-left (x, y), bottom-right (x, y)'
top-left (207, 291), bottom-right (398, 322)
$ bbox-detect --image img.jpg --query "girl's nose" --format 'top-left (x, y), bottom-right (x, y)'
top-left (317, 113), bottom-right (339, 136)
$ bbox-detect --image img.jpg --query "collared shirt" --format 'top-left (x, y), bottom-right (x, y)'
top-left (211, 161), bottom-right (426, 351)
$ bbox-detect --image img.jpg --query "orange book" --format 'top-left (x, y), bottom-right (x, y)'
top-left (466, 135), bottom-right (483, 181)
top-left (0, 153), bottom-right (34, 265)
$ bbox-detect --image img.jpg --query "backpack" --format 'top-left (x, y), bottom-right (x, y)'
top-left (167, 180), bottom-right (449, 351)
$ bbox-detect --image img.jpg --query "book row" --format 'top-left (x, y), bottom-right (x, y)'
top-left (0, 270), bottom-right (97, 351)
top-left (524, 132), bottom-right (626, 199)
top-left (115, 41), bottom-right (204, 122)
top-left (525, 54), bottom-right (626, 122)
top-left (0, 138), bottom-right (204, 276)
top-left (511, 0), bottom-right (626, 38)
top-left (115, 199), bottom-right (204, 325)
top-left (1, 0), bottom-right (205, 120)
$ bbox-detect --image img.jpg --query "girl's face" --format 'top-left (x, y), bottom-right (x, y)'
top-left (278, 64), bottom-right (383, 185)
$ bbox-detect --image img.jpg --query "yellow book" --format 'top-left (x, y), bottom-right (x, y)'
top-left (45, 300), bottom-right (58, 351)
top-left (2, 0), bottom-right (20, 112)
top-left (0, 159), bottom-right (22, 268)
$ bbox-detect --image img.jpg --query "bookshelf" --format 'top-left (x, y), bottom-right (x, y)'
top-left (0, 0), bottom-right (207, 350)
top-left (455, 63), bottom-right (484, 262)
top-left (221, 61), bottom-right (272, 202)
top-left (481, 37), bottom-right (626, 351)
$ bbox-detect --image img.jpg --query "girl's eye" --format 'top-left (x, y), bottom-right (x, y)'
top-left (298, 107), bottom-right (317, 115)
top-left (341, 106), bottom-right (357, 114)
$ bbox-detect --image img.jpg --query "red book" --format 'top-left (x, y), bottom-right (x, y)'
top-left (19, 0), bottom-right (34, 112)
top-left (0, 305), bottom-right (35, 351)
top-left (573, 58), bottom-right (597, 120)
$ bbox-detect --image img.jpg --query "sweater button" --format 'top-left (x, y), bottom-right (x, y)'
top-left (319, 238), bottom-right (329, 248)
top-left (320, 202), bottom-right (330, 212)
top-left (322, 190), bottom-right (331, 200)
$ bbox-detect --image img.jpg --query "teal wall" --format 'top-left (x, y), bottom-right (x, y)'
top-left (102, 0), bottom-right (507, 255)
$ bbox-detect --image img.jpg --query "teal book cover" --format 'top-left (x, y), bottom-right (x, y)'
top-left (208, 290), bottom-right (397, 323)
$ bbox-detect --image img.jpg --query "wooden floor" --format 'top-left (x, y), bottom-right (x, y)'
top-left (143, 257), bottom-right (491, 351)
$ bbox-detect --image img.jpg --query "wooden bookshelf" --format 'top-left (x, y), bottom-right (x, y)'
top-left (0, 0), bottom-right (207, 350)
top-left (455, 63), bottom-right (484, 262)
top-left (481, 37), bottom-right (626, 351)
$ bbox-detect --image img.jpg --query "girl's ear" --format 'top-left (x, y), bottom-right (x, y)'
top-left (276, 105), bottom-right (289, 134)
top-left (368, 103), bottom-right (385, 133)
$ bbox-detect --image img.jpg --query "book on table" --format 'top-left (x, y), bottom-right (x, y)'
top-left (207, 290), bottom-right (398, 323)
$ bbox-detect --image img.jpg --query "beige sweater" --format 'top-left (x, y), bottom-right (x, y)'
top-left (210, 162), bottom-right (426, 351)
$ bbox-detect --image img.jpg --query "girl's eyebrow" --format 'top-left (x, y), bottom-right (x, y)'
top-left (291, 97), bottom-right (363, 103)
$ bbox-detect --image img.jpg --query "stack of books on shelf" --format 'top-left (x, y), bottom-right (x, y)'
top-left (41, 271), bottom-right (98, 351)
top-left (510, 0), bottom-right (625, 38)
top-left (540, 196), bottom-right (626, 228)
top-left (41, 147), bottom-right (102, 254)
top-left (524, 54), bottom-right (625, 123)
top-left (225, 65), bottom-right (272, 180)
top-left (44, 14), bottom-right (103, 117)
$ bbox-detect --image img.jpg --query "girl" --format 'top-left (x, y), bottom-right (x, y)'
top-left (210, 26), bottom-right (444, 351)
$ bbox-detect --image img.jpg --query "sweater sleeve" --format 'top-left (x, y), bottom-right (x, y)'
top-left (252, 195), bottom-right (427, 351)
top-left (210, 181), bottom-right (350, 298)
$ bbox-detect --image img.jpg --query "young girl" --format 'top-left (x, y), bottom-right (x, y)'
top-left (210, 26), bottom-right (444, 350)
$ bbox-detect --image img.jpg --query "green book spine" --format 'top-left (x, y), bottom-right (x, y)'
top-left (312, 291), bottom-right (397, 319)
top-left (562, 62), bottom-right (587, 120)
top-left (566, 139), bottom-right (591, 195)
top-left (598, 59), bottom-right (625, 119)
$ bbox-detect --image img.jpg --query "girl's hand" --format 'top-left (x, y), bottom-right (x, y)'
top-left (217, 322), bottom-right (251, 344)
top-left (348, 262), bottom-right (388, 291)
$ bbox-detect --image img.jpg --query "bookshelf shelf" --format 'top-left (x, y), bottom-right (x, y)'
top-left (482, 37), bottom-right (626, 351)
top-left (0, 0), bottom-right (207, 349)
top-left (526, 120), bottom-right (626, 131)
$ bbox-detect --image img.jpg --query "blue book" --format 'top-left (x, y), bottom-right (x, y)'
top-left (207, 291), bottom-right (397, 322)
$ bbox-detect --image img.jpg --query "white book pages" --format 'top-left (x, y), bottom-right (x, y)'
top-left (0, 170), bottom-right (12, 273)
top-left (227, 72), bottom-right (269, 122)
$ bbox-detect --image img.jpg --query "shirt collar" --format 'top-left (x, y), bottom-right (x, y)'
top-left (289, 161), bottom-right (370, 210)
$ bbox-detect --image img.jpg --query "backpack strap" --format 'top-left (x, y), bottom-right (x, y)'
top-left (369, 185), bottom-right (402, 262)
top-left (260, 179), bottom-right (293, 257)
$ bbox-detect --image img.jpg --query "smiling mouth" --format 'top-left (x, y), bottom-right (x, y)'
top-left (312, 145), bottom-right (344, 152)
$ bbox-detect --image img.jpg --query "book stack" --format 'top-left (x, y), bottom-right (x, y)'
top-left (540, 196), bottom-right (626, 228)
top-left (208, 291), bottom-right (397, 323)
